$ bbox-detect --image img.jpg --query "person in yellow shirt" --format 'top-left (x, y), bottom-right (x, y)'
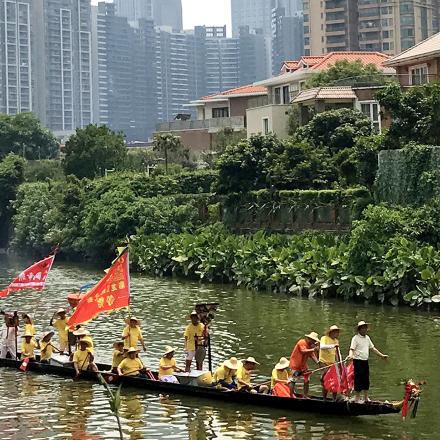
top-left (319, 325), bottom-right (340, 400)
top-left (21, 332), bottom-right (39, 360)
top-left (73, 340), bottom-right (97, 377)
top-left (237, 357), bottom-right (269, 394)
top-left (40, 331), bottom-right (57, 363)
top-left (212, 357), bottom-right (239, 390)
top-left (159, 346), bottom-right (184, 383)
top-left (22, 314), bottom-right (36, 337)
top-left (271, 357), bottom-right (291, 389)
top-left (184, 311), bottom-right (205, 372)
top-left (122, 317), bottom-right (146, 352)
top-left (73, 327), bottom-right (95, 354)
top-left (50, 309), bottom-right (69, 354)
top-left (117, 347), bottom-right (146, 376)
top-left (111, 341), bottom-right (125, 373)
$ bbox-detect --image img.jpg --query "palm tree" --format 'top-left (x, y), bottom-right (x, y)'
top-left (153, 133), bottom-right (184, 174)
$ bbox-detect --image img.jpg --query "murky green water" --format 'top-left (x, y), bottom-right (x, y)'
top-left (0, 257), bottom-right (438, 439)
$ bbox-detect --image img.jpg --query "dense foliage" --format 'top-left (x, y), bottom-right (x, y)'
top-left (377, 82), bottom-right (440, 148)
top-left (153, 133), bottom-right (188, 173)
top-left (63, 125), bottom-right (128, 179)
top-left (305, 60), bottom-right (387, 88)
top-left (0, 113), bottom-right (58, 160)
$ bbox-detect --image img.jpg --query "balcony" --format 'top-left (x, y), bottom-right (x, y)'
top-left (156, 116), bottom-right (245, 133)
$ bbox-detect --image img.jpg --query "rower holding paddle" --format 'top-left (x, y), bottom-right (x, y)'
top-left (50, 309), bottom-right (69, 354)
top-left (212, 357), bottom-right (239, 390)
top-left (73, 327), bottom-right (95, 354)
top-left (111, 341), bottom-right (125, 373)
top-left (319, 325), bottom-right (341, 400)
top-left (20, 332), bottom-right (39, 361)
top-left (236, 357), bottom-right (269, 394)
top-left (40, 331), bottom-right (57, 363)
top-left (73, 339), bottom-right (97, 378)
top-left (159, 346), bottom-right (184, 383)
top-left (117, 347), bottom-right (146, 377)
top-left (122, 317), bottom-right (146, 352)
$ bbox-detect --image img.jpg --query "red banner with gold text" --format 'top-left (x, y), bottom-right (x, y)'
top-left (67, 250), bottom-right (130, 328)
top-left (0, 254), bottom-right (55, 298)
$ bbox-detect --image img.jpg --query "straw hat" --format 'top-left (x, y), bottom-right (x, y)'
top-left (224, 357), bottom-right (239, 370)
top-left (326, 325), bottom-right (341, 335)
top-left (22, 313), bottom-right (33, 322)
top-left (305, 331), bottom-right (320, 343)
top-left (42, 331), bottom-right (55, 342)
top-left (79, 339), bottom-right (92, 347)
top-left (126, 316), bottom-right (140, 325)
top-left (56, 308), bottom-right (66, 315)
top-left (127, 347), bottom-right (140, 354)
top-left (21, 332), bottom-right (33, 338)
top-left (275, 357), bottom-right (290, 370)
top-left (163, 346), bottom-right (177, 356)
top-left (357, 321), bottom-right (370, 329)
top-left (73, 328), bottom-right (90, 336)
top-left (242, 356), bottom-right (260, 365)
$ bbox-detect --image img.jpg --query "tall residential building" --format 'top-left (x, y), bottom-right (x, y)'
top-left (231, 0), bottom-right (274, 37)
top-left (97, 2), bottom-right (156, 140)
top-left (152, 0), bottom-right (183, 31)
top-left (114, 0), bottom-right (153, 23)
top-left (0, 0), bottom-right (33, 115)
top-left (304, 0), bottom-right (440, 56)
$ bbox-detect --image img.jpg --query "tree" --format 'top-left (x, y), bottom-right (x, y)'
top-left (214, 127), bottom-right (247, 153)
top-left (153, 133), bottom-right (185, 174)
top-left (63, 125), bottom-right (127, 179)
top-left (377, 82), bottom-right (440, 148)
top-left (0, 113), bottom-right (58, 160)
top-left (305, 60), bottom-right (387, 88)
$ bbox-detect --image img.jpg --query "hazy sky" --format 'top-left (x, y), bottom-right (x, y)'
top-left (91, 0), bottom-right (232, 32)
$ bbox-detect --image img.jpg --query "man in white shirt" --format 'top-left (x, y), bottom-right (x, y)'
top-left (348, 321), bottom-right (388, 403)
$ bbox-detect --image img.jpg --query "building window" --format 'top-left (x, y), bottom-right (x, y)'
top-left (274, 87), bottom-right (281, 104)
top-left (282, 86), bottom-right (290, 104)
top-left (410, 65), bottom-right (428, 85)
top-left (212, 107), bottom-right (229, 118)
top-left (263, 118), bottom-right (269, 135)
top-left (360, 101), bottom-right (381, 132)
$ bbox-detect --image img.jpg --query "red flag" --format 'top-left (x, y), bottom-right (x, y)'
top-left (0, 254), bottom-right (55, 298)
top-left (323, 362), bottom-right (354, 394)
top-left (67, 250), bottom-right (130, 329)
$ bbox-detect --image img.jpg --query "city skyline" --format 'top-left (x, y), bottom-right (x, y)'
top-left (91, 0), bottom-right (232, 32)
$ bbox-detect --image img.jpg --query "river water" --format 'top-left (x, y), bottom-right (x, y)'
top-left (0, 257), bottom-right (438, 440)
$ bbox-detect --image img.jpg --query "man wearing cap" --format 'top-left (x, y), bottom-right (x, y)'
top-left (117, 347), bottom-right (146, 376)
top-left (236, 357), bottom-right (269, 394)
top-left (122, 317), bottom-right (146, 352)
top-left (50, 309), bottom-right (69, 354)
top-left (319, 325), bottom-right (340, 400)
top-left (184, 311), bottom-right (204, 372)
top-left (21, 332), bottom-right (39, 360)
top-left (159, 346), bottom-right (184, 383)
top-left (349, 321), bottom-right (388, 403)
top-left (212, 357), bottom-right (239, 390)
top-left (289, 332), bottom-right (320, 398)
top-left (73, 339), bottom-right (97, 377)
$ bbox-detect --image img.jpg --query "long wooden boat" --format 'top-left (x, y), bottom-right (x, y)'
top-left (0, 357), bottom-right (402, 417)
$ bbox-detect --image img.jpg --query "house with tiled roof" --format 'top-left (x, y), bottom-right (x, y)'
top-left (247, 51), bottom-right (394, 139)
top-left (155, 84), bottom-right (267, 151)
top-left (384, 32), bottom-right (440, 86)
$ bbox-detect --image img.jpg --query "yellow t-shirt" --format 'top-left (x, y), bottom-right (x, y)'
top-left (236, 365), bottom-right (252, 390)
top-left (53, 319), bottom-right (69, 342)
top-left (271, 368), bottom-right (290, 388)
top-left (184, 323), bottom-right (204, 351)
top-left (159, 357), bottom-right (177, 378)
top-left (213, 364), bottom-right (235, 384)
top-left (73, 348), bottom-right (92, 371)
top-left (118, 357), bottom-right (144, 376)
top-left (21, 340), bottom-right (38, 359)
top-left (319, 335), bottom-right (339, 365)
top-left (24, 323), bottom-right (36, 336)
top-left (40, 341), bottom-right (54, 361)
top-left (112, 350), bottom-right (125, 368)
top-left (122, 326), bottom-right (143, 350)
top-left (80, 336), bottom-right (95, 354)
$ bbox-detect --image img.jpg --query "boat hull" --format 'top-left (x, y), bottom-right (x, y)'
top-left (0, 357), bottom-right (401, 417)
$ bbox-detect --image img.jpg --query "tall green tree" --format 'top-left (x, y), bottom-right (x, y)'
top-left (153, 133), bottom-right (185, 173)
top-left (63, 125), bottom-right (127, 179)
top-left (0, 113), bottom-right (58, 159)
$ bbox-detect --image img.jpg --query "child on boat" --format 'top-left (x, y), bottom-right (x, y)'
top-left (159, 346), bottom-right (184, 383)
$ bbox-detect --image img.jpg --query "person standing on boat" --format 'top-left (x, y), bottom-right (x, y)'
top-left (159, 346), bottom-right (184, 383)
top-left (73, 339), bottom-right (97, 377)
top-left (319, 325), bottom-right (340, 400)
top-left (20, 332), bottom-right (39, 360)
top-left (111, 341), bottom-right (125, 374)
top-left (348, 321), bottom-right (388, 403)
top-left (117, 347), bottom-right (146, 376)
top-left (122, 317), bottom-right (146, 352)
top-left (237, 357), bottom-right (269, 394)
top-left (289, 332), bottom-right (320, 398)
top-left (212, 357), bottom-right (239, 389)
top-left (22, 314), bottom-right (36, 337)
top-left (50, 309), bottom-right (69, 354)
top-left (184, 311), bottom-right (204, 372)
top-left (0, 311), bottom-right (19, 359)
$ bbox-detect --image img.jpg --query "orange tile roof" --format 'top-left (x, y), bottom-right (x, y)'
top-left (300, 56), bottom-right (325, 66)
top-left (292, 86), bottom-right (357, 103)
top-left (283, 61), bottom-right (299, 70)
top-left (217, 84), bottom-right (267, 96)
top-left (311, 52), bottom-right (391, 70)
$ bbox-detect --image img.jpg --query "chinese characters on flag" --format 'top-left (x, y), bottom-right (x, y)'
top-left (0, 254), bottom-right (56, 298)
top-left (67, 250), bottom-right (130, 328)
